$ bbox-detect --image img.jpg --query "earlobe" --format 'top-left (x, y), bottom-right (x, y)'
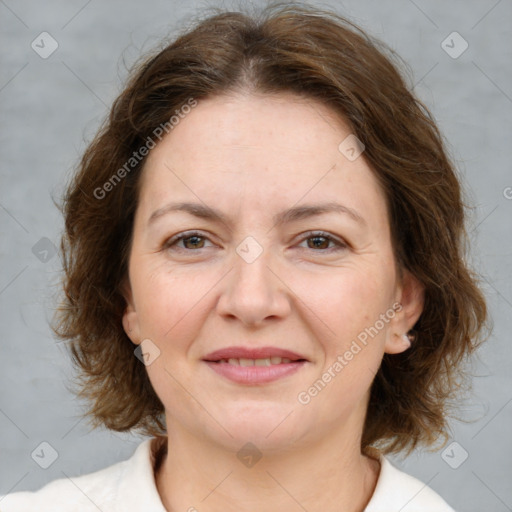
top-left (398, 269), bottom-right (425, 329)
top-left (122, 305), bottom-right (142, 346)
top-left (384, 270), bottom-right (425, 355)
top-left (121, 279), bottom-right (142, 345)
top-left (385, 331), bottom-right (413, 355)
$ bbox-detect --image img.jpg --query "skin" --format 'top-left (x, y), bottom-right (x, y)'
top-left (122, 91), bottom-right (424, 512)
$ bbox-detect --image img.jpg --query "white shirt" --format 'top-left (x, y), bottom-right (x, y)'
top-left (0, 437), bottom-right (455, 511)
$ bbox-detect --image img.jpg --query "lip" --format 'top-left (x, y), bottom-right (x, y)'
top-left (203, 346), bottom-right (307, 362)
top-left (202, 346), bottom-right (309, 385)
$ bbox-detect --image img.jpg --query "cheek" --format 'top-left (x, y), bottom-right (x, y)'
top-left (308, 267), bottom-right (397, 399)
top-left (135, 268), bottom-right (211, 404)
top-left (131, 255), bottom-right (211, 338)
top-left (321, 269), bottom-right (393, 336)
top-left (311, 273), bottom-right (392, 402)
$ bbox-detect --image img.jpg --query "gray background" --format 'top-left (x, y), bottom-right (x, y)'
top-left (1, 0), bottom-right (511, 510)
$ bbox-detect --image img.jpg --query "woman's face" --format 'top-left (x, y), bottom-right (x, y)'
top-left (123, 92), bottom-right (423, 452)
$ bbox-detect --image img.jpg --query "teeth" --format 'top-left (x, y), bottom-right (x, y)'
top-left (255, 358), bottom-right (271, 366)
top-left (219, 357), bottom-right (295, 366)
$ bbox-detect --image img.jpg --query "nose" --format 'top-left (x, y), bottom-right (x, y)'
top-left (216, 240), bottom-right (291, 327)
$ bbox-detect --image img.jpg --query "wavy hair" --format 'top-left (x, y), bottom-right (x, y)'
top-left (52, 1), bottom-right (489, 456)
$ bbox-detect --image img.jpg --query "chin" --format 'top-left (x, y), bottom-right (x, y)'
top-left (206, 400), bottom-right (311, 452)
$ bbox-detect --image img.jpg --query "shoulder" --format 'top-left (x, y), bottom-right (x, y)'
top-left (365, 455), bottom-right (456, 512)
top-left (0, 459), bottom-right (125, 512)
top-left (0, 438), bottom-right (166, 512)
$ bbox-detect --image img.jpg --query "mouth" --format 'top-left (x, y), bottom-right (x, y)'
top-left (202, 346), bottom-right (309, 384)
top-left (209, 356), bottom-right (302, 366)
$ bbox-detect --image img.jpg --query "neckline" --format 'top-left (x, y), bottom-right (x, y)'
top-left (150, 436), bottom-right (383, 509)
top-left (151, 436), bottom-right (168, 477)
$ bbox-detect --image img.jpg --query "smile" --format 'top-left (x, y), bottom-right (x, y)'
top-left (214, 357), bottom-right (293, 366)
top-left (202, 346), bottom-right (309, 384)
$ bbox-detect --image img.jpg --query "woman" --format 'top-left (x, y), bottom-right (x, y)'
top-left (1, 3), bottom-right (488, 511)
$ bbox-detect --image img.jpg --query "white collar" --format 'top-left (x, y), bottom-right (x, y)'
top-left (117, 438), bottom-right (454, 511)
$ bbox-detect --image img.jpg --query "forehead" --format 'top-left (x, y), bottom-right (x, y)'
top-left (137, 93), bottom-right (387, 228)
top-left (144, 92), bottom-right (352, 167)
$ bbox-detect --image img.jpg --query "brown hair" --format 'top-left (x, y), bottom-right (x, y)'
top-left (52, 1), bottom-right (489, 456)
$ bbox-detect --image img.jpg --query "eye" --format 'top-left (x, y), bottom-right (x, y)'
top-left (297, 231), bottom-right (347, 252)
top-left (163, 231), bottom-right (214, 251)
top-left (162, 230), bottom-right (347, 253)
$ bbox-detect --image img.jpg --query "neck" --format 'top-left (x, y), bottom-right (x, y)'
top-left (154, 425), bottom-right (381, 512)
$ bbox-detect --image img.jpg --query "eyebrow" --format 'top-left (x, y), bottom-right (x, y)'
top-left (148, 201), bottom-right (366, 228)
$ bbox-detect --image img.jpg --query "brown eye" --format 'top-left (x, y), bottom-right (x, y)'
top-left (163, 231), bottom-right (213, 251)
top-left (299, 231), bottom-right (347, 252)
top-left (307, 235), bottom-right (330, 250)
top-left (181, 235), bottom-right (205, 249)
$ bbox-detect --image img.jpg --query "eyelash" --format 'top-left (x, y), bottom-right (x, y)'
top-left (163, 230), bottom-right (347, 253)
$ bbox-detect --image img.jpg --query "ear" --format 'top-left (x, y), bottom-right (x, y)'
top-left (384, 269), bottom-right (425, 355)
top-left (121, 277), bottom-right (142, 346)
